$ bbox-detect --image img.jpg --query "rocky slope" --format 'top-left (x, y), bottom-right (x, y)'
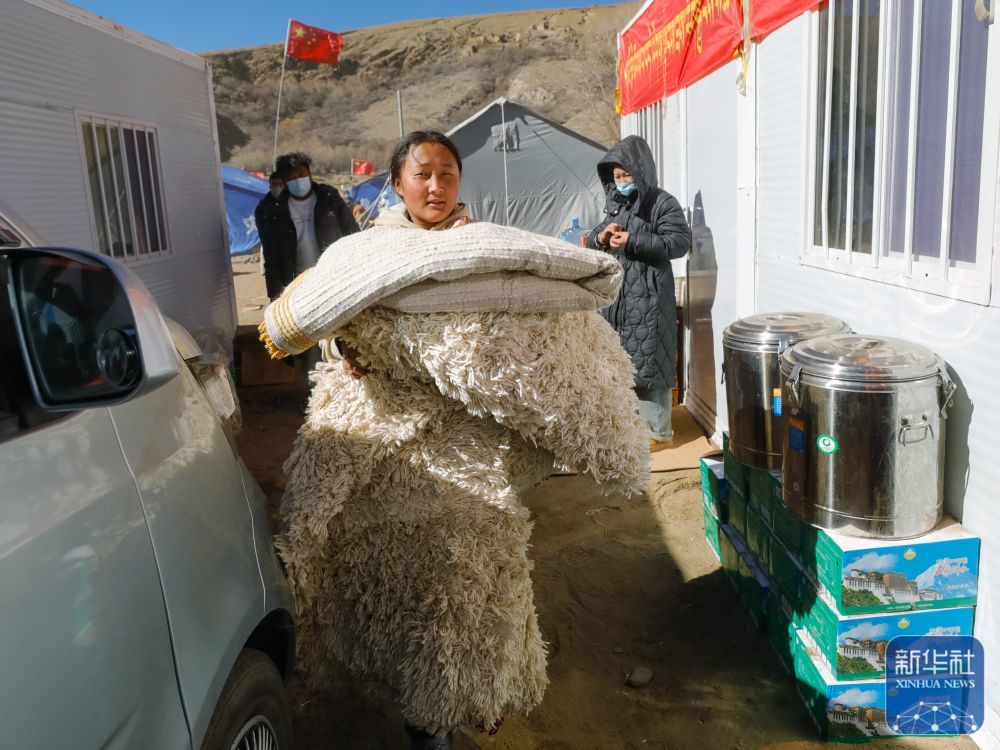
top-left (205, 3), bottom-right (638, 177)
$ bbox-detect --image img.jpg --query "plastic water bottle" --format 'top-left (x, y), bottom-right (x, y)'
top-left (560, 217), bottom-right (583, 246)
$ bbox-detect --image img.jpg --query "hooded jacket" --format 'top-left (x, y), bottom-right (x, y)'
top-left (585, 136), bottom-right (691, 390)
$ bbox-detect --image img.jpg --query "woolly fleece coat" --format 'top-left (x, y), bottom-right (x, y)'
top-left (274, 228), bottom-right (649, 736)
top-left (586, 136), bottom-right (692, 390)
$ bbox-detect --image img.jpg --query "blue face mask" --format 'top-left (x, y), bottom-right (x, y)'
top-left (616, 181), bottom-right (637, 197)
top-left (269, 186), bottom-right (283, 199)
top-left (287, 176), bottom-right (312, 198)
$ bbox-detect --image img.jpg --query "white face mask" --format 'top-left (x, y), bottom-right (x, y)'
top-left (287, 176), bottom-right (312, 198)
top-left (269, 186), bottom-right (283, 198)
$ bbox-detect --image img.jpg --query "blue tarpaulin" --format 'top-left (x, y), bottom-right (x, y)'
top-left (347, 172), bottom-right (399, 223)
top-left (222, 165), bottom-right (268, 255)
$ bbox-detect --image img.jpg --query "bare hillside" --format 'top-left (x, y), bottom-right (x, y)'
top-left (205, 3), bottom-right (638, 177)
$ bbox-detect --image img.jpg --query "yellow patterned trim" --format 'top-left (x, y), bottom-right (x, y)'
top-left (258, 321), bottom-right (289, 359)
top-left (257, 270), bottom-right (317, 359)
top-left (270, 295), bottom-right (314, 350)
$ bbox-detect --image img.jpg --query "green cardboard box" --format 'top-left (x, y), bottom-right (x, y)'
top-left (703, 497), bottom-right (722, 562)
top-left (769, 536), bottom-right (805, 614)
top-left (793, 629), bottom-right (891, 742)
top-left (766, 584), bottom-right (796, 674)
top-left (720, 523), bottom-right (743, 591)
top-left (748, 467), bottom-right (779, 526)
top-left (798, 586), bottom-right (975, 681)
top-left (738, 549), bottom-right (769, 633)
top-left (728, 485), bottom-right (748, 542)
top-left (722, 431), bottom-right (749, 502)
top-left (745, 504), bottom-right (771, 572)
top-left (812, 518), bottom-right (980, 615)
top-left (700, 456), bottom-right (728, 522)
top-left (772, 490), bottom-right (817, 560)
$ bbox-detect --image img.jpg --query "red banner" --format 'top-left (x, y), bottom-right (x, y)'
top-left (351, 159), bottom-right (375, 176)
top-left (286, 20), bottom-right (344, 66)
top-left (750, 0), bottom-right (823, 41)
top-left (618, 0), bottom-right (745, 115)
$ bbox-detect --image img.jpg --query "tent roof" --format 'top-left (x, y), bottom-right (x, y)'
top-left (445, 98), bottom-right (609, 236)
top-left (446, 97), bottom-right (607, 152)
top-left (222, 165), bottom-right (268, 196)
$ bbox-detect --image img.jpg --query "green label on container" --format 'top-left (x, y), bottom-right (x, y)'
top-left (816, 434), bottom-right (839, 455)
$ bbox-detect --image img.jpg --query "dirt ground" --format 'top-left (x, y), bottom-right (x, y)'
top-left (231, 258), bottom-right (974, 750)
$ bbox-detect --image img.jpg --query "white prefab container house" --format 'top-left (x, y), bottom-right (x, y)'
top-left (0, 0), bottom-right (235, 352)
top-left (621, 0), bottom-right (1000, 741)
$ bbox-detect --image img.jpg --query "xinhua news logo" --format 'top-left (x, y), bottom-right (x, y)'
top-left (886, 635), bottom-right (984, 736)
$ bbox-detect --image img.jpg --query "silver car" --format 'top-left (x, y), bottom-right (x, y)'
top-left (0, 204), bottom-right (296, 749)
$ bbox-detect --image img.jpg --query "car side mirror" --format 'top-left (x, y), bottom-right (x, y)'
top-left (1, 247), bottom-right (180, 411)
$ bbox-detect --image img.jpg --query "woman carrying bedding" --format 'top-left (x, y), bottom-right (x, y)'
top-left (264, 132), bottom-right (649, 749)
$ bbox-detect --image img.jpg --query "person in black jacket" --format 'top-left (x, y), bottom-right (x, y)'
top-left (586, 135), bottom-right (691, 449)
top-left (254, 171), bottom-right (284, 279)
top-left (258, 152), bottom-right (359, 300)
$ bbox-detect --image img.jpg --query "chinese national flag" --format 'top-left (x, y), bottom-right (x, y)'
top-left (352, 159), bottom-right (375, 176)
top-left (286, 20), bottom-right (343, 66)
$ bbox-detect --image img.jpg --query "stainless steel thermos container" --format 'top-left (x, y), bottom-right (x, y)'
top-left (722, 312), bottom-right (851, 470)
top-left (780, 334), bottom-right (955, 539)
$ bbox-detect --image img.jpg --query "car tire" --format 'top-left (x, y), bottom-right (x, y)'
top-left (200, 648), bottom-right (293, 750)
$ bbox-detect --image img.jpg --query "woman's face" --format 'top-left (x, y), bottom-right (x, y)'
top-left (394, 142), bottom-right (460, 229)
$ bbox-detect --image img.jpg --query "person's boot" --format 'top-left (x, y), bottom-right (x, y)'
top-left (649, 436), bottom-right (674, 452)
top-left (405, 724), bottom-right (453, 750)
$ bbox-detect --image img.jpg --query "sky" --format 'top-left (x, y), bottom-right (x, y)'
top-left (71, 0), bottom-right (634, 53)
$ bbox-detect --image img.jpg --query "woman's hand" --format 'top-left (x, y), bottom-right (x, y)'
top-left (598, 222), bottom-right (623, 246)
top-left (340, 342), bottom-right (369, 379)
top-left (609, 230), bottom-right (630, 249)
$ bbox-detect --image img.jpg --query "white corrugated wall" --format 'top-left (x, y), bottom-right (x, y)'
top-left (755, 15), bottom-right (1000, 736)
top-left (0, 0), bottom-right (235, 352)
top-left (624, 6), bottom-right (1000, 739)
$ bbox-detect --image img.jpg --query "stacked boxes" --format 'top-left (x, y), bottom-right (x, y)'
top-left (798, 586), bottom-right (975, 681)
top-left (745, 504), bottom-right (771, 572)
top-left (748, 466), bottom-right (779, 526)
top-left (809, 521), bottom-right (980, 615)
top-left (766, 585), bottom-right (796, 674)
top-left (700, 456), bottom-right (728, 521)
top-left (702, 500), bottom-right (722, 562)
top-left (708, 431), bottom-right (982, 742)
top-left (793, 629), bottom-right (892, 742)
top-left (700, 456), bottom-right (727, 562)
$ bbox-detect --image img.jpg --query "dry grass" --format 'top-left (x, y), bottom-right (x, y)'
top-left (205, 3), bottom-right (638, 174)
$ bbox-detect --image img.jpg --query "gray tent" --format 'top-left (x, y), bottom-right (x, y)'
top-left (446, 98), bottom-right (608, 238)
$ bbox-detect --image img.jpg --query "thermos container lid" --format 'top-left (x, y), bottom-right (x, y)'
top-left (722, 312), bottom-right (850, 349)
top-left (783, 334), bottom-right (944, 382)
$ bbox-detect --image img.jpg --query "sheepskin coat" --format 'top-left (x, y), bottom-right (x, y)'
top-left (278, 306), bottom-right (649, 735)
top-left (264, 221), bottom-right (650, 734)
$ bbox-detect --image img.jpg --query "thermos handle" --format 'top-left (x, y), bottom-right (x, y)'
top-left (785, 365), bottom-right (803, 404)
top-left (720, 362), bottom-right (725, 384)
top-left (938, 369), bottom-right (957, 417)
top-left (899, 418), bottom-right (934, 446)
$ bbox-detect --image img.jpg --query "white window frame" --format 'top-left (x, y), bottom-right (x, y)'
top-left (802, 0), bottom-right (999, 306)
top-left (75, 111), bottom-right (171, 263)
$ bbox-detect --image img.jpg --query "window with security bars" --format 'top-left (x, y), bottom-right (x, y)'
top-left (806, 0), bottom-right (994, 303)
top-left (78, 115), bottom-right (169, 260)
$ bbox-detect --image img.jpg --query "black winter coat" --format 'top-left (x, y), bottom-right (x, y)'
top-left (586, 136), bottom-right (691, 390)
top-left (256, 182), bottom-right (359, 299)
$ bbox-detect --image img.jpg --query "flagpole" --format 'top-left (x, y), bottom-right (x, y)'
top-left (272, 18), bottom-right (292, 168)
top-left (396, 90), bottom-right (405, 138)
top-left (500, 99), bottom-right (510, 226)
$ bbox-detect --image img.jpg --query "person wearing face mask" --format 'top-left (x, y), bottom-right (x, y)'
top-left (258, 152), bottom-right (359, 300)
top-left (586, 135), bottom-right (691, 451)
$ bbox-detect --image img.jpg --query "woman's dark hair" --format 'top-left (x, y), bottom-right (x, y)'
top-left (389, 131), bottom-right (462, 185)
top-left (275, 152), bottom-right (312, 180)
